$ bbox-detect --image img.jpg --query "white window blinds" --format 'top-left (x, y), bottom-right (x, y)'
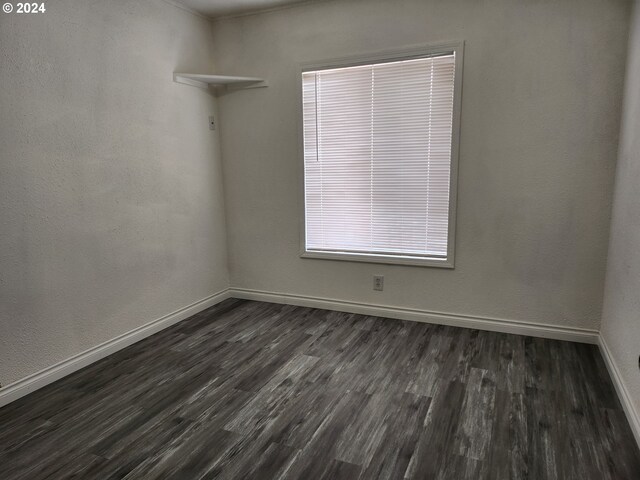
top-left (303, 53), bottom-right (457, 260)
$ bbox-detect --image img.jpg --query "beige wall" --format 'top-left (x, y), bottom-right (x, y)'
top-left (213, 0), bottom-right (629, 330)
top-left (0, 0), bottom-right (229, 386)
top-left (602, 1), bottom-right (640, 421)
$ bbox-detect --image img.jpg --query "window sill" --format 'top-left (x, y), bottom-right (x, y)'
top-left (301, 250), bottom-right (454, 269)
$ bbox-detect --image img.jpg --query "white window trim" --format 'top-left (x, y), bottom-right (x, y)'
top-left (297, 41), bottom-right (464, 269)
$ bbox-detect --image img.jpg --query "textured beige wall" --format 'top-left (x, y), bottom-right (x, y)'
top-left (213, 0), bottom-right (630, 329)
top-left (602, 1), bottom-right (640, 421)
top-left (0, 0), bottom-right (229, 386)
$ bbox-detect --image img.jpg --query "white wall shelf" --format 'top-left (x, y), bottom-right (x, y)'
top-left (173, 73), bottom-right (268, 90)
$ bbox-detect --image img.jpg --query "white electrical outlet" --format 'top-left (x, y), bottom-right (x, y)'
top-left (373, 275), bottom-right (384, 291)
top-left (209, 115), bottom-right (216, 131)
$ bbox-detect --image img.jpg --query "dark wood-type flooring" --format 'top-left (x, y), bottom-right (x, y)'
top-left (1, 299), bottom-right (639, 479)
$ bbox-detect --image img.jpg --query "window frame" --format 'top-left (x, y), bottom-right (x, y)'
top-left (298, 41), bottom-right (464, 269)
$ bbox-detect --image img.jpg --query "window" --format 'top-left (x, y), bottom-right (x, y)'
top-left (301, 43), bottom-right (463, 267)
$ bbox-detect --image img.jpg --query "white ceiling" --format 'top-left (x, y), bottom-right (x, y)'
top-left (177, 0), bottom-right (312, 17)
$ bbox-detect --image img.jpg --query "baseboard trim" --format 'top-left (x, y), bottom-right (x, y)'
top-left (228, 288), bottom-right (599, 344)
top-left (598, 335), bottom-right (640, 447)
top-left (0, 289), bottom-right (230, 408)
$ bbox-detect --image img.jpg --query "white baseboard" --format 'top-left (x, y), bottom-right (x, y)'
top-left (0, 289), bottom-right (230, 408)
top-left (598, 335), bottom-right (640, 448)
top-left (228, 288), bottom-right (599, 344)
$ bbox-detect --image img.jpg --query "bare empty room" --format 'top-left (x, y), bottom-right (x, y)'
top-left (1, 0), bottom-right (640, 478)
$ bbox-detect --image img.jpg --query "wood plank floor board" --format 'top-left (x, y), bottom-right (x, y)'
top-left (277, 390), bottom-right (368, 480)
top-left (360, 392), bottom-right (432, 480)
top-left (453, 367), bottom-right (497, 462)
top-left (0, 298), bottom-right (639, 479)
top-left (404, 378), bottom-right (468, 479)
top-left (226, 440), bottom-right (300, 480)
top-left (484, 389), bottom-right (527, 480)
top-left (265, 384), bottom-right (344, 450)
